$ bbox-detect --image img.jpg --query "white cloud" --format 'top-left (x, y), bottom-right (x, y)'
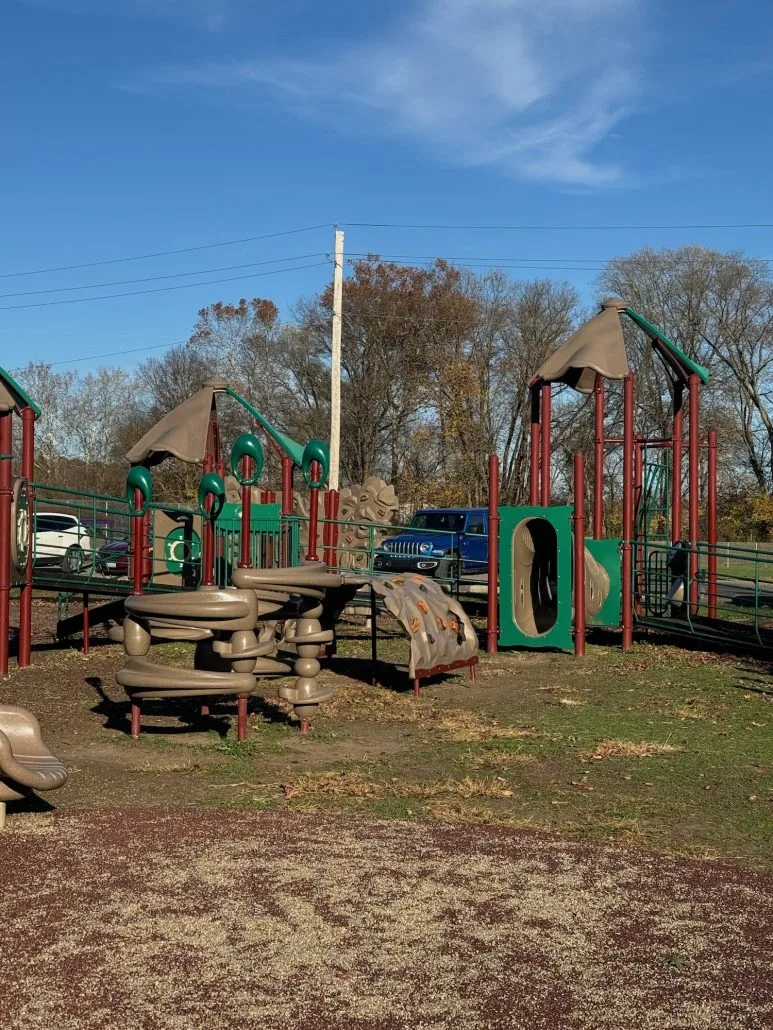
top-left (147, 0), bottom-right (643, 186)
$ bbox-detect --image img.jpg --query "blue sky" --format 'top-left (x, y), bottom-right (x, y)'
top-left (3, 0), bottom-right (773, 373)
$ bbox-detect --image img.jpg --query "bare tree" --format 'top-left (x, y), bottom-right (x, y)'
top-left (599, 245), bottom-right (773, 492)
top-left (13, 363), bottom-right (77, 483)
top-left (495, 280), bottom-right (581, 503)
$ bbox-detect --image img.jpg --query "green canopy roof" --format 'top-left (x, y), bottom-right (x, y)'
top-left (624, 308), bottom-right (711, 385)
top-left (225, 387), bottom-right (305, 466)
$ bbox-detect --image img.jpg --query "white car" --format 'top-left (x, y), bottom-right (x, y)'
top-left (33, 512), bottom-right (93, 573)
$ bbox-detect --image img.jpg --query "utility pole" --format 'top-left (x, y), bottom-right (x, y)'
top-left (329, 228), bottom-right (344, 490)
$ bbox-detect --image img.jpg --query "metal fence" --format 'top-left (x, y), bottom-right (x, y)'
top-left (635, 537), bottom-right (773, 649)
top-left (296, 513), bottom-right (490, 596)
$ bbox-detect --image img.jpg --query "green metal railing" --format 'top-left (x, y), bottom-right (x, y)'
top-left (289, 512), bottom-right (490, 597)
top-left (31, 482), bottom-right (133, 594)
top-left (29, 482), bottom-right (487, 610)
top-left (634, 537), bottom-right (773, 650)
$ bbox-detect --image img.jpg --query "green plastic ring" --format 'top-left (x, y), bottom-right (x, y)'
top-left (301, 438), bottom-right (329, 489)
top-left (127, 466), bottom-right (153, 517)
top-left (231, 433), bottom-right (264, 487)
top-left (198, 471), bottom-right (226, 522)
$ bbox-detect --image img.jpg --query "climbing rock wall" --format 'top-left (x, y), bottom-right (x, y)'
top-left (371, 574), bottom-right (478, 677)
top-left (294, 477), bottom-right (399, 570)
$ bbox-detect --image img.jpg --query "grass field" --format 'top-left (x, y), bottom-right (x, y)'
top-left (220, 625), bottom-right (773, 870)
top-left (8, 610), bottom-right (769, 871)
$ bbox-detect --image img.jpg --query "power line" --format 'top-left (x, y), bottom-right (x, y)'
top-left (0, 261), bottom-right (331, 311)
top-left (0, 253), bottom-right (325, 299)
top-left (348, 256), bottom-right (600, 273)
top-left (7, 341), bottom-right (183, 373)
top-left (343, 221), bottom-right (773, 231)
top-left (16, 248), bottom-right (765, 301)
top-left (4, 329), bottom-right (181, 338)
top-left (347, 251), bottom-right (773, 267)
top-left (0, 223), bottom-right (332, 280)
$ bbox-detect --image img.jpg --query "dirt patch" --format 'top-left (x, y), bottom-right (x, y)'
top-left (1, 809), bottom-right (771, 1030)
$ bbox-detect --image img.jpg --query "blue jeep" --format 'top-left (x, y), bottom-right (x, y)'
top-left (373, 507), bottom-right (488, 579)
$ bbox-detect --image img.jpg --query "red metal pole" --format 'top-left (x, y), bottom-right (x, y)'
top-left (305, 461), bottom-right (320, 562)
top-left (634, 435), bottom-right (645, 616)
top-left (18, 407), bottom-right (35, 668)
top-left (239, 457), bottom-right (252, 569)
top-left (707, 428), bottom-right (718, 619)
top-left (593, 375), bottom-right (605, 538)
top-left (688, 374), bottom-right (700, 615)
top-left (486, 453), bottom-right (500, 653)
top-left (671, 384), bottom-right (684, 543)
top-left (142, 510), bottom-right (152, 584)
top-left (529, 385), bottom-right (540, 505)
top-left (237, 694), bottom-right (248, 743)
top-left (621, 374), bottom-right (634, 651)
top-left (573, 454), bottom-right (586, 658)
top-left (131, 491), bottom-right (144, 596)
top-left (540, 382), bottom-right (552, 507)
top-left (201, 509), bottom-right (214, 585)
top-left (201, 453), bottom-right (215, 587)
top-left (0, 411), bottom-right (12, 677)
top-left (281, 455), bottom-right (293, 567)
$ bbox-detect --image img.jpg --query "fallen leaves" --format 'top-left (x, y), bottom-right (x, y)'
top-left (434, 709), bottom-right (537, 743)
top-left (570, 780), bottom-right (595, 792)
top-left (281, 771), bottom-right (515, 801)
top-left (583, 739), bottom-right (682, 761)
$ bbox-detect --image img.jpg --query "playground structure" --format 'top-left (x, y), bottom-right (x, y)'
top-left (3, 293), bottom-right (773, 716)
top-left (493, 295), bottom-right (773, 656)
top-left (116, 565), bottom-right (367, 737)
top-left (0, 704), bottom-right (68, 828)
top-left (371, 574), bottom-right (478, 697)
top-left (0, 372), bottom-right (473, 736)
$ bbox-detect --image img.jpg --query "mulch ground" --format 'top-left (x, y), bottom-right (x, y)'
top-left (2, 809), bottom-right (771, 1030)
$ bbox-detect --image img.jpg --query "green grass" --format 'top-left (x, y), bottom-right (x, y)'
top-left (90, 616), bottom-right (773, 870)
top-left (265, 627), bottom-right (773, 870)
top-left (720, 557), bottom-right (773, 582)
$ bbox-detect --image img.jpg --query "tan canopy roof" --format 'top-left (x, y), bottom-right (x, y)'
top-left (126, 383), bottom-right (216, 466)
top-left (535, 298), bottom-right (630, 394)
top-left (0, 368), bottom-right (41, 416)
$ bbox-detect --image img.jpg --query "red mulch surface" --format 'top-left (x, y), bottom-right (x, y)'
top-left (1, 810), bottom-right (771, 1029)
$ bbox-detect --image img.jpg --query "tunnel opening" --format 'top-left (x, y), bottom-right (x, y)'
top-left (512, 517), bottom-right (558, 637)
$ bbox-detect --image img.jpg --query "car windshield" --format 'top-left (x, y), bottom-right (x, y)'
top-left (410, 511), bottom-right (466, 533)
top-left (35, 515), bottom-right (78, 533)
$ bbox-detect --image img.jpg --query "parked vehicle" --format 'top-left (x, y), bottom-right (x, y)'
top-left (95, 539), bottom-right (131, 577)
top-left (373, 508), bottom-right (488, 579)
top-left (33, 512), bottom-right (93, 572)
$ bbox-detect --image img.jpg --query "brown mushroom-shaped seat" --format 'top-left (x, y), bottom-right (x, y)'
top-left (0, 705), bottom-right (68, 827)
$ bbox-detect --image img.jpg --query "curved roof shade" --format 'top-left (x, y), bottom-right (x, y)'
top-left (535, 302), bottom-right (630, 394)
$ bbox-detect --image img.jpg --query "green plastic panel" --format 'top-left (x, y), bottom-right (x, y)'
top-left (217, 501), bottom-right (281, 533)
top-left (498, 505), bottom-right (573, 650)
top-left (584, 537), bottom-right (621, 628)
